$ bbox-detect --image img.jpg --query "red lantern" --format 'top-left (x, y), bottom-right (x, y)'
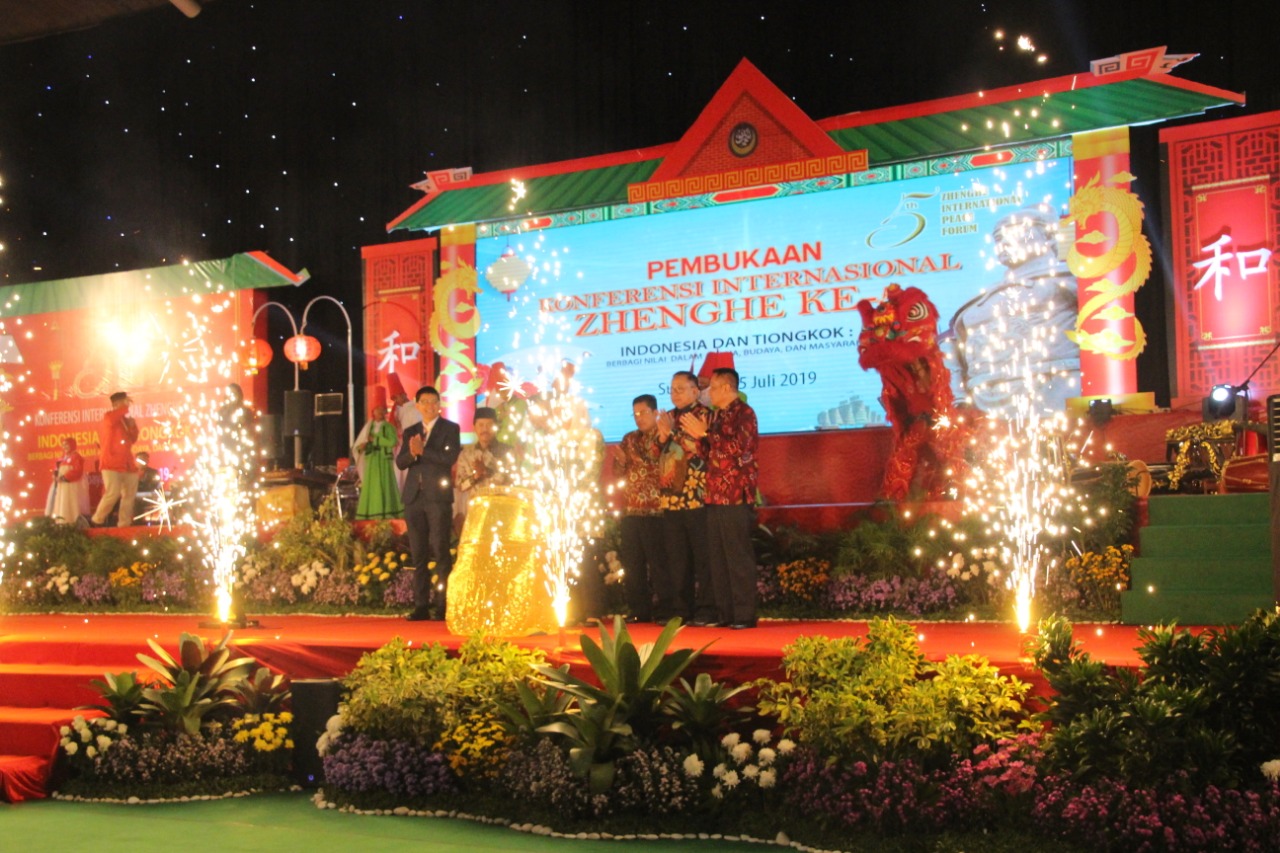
top-left (283, 334), bottom-right (322, 370)
top-left (245, 337), bottom-right (274, 374)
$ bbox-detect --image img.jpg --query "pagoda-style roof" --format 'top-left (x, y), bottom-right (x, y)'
top-left (0, 251), bottom-right (309, 318)
top-left (389, 58), bottom-right (1244, 234)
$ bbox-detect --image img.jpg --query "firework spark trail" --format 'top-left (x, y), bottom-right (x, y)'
top-left (161, 304), bottom-right (258, 623)
top-left (960, 266), bottom-right (1088, 631)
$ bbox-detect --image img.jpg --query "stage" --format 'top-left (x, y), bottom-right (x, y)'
top-left (0, 611), bottom-right (1151, 700)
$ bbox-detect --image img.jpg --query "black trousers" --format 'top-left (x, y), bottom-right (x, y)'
top-left (620, 514), bottom-right (665, 621)
top-left (706, 503), bottom-right (757, 624)
top-left (404, 497), bottom-right (453, 609)
top-left (659, 506), bottom-right (717, 622)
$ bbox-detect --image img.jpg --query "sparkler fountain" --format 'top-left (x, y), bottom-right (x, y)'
top-left (955, 204), bottom-right (1092, 632)
top-left (162, 300), bottom-right (260, 626)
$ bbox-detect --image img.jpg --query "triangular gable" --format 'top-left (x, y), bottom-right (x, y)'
top-left (648, 58), bottom-right (844, 182)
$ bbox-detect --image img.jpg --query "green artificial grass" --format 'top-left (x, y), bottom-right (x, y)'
top-left (1, 791), bottom-right (1087, 853)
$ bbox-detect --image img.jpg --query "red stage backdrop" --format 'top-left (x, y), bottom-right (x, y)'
top-left (0, 253), bottom-right (307, 519)
top-left (360, 237), bottom-right (437, 415)
top-left (1162, 111), bottom-right (1280, 406)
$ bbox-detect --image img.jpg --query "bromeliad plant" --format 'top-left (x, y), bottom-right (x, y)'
top-left (532, 616), bottom-right (708, 793)
top-left (137, 632), bottom-right (259, 735)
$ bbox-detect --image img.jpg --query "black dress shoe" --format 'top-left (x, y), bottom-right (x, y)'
top-left (405, 606), bottom-right (433, 622)
top-left (690, 619), bottom-right (724, 628)
top-left (729, 620), bottom-right (757, 630)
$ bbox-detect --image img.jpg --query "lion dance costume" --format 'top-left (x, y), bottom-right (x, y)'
top-left (856, 283), bottom-right (972, 501)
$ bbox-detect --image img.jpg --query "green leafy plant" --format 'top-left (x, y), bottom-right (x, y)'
top-left (232, 665), bottom-right (292, 715)
top-left (664, 672), bottom-right (752, 762)
top-left (78, 671), bottom-right (149, 724)
top-left (341, 635), bottom-right (544, 746)
top-left (531, 616), bottom-right (707, 793)
top-left (757, 617), bottom-right (1035, 768)
top-left (1033, 610), bottom-right (1280, 790)
top-left (137, 632), bottom-right (257, 735)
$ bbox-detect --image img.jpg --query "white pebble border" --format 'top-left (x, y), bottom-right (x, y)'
top-left (51, 784), bottom-right (303, 805)
top-left (309, 789), bottom-right (847, 853)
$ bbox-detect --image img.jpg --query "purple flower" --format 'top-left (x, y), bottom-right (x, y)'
top-left (72, 574), bottom-right (113, 605)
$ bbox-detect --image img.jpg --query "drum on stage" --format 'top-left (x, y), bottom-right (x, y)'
top-left (1220, 453), bottom-right (1269, 493)
top-left (445, 485), bottom-right (558, 636)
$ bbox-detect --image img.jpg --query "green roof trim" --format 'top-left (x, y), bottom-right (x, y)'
top-left (393, 160), bottom-right (661, 232)
top-left (0, 252), bottom-right (309, 319)
top-left (390, 76), bottom-right (1241, 234)
top-left (825, 77), bottom-right (1237, 162)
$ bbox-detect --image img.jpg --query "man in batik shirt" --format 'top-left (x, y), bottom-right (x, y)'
top-left (614, 394), bottom-right (665, 623)
top-left (656, 371), bottom-right (718, 625)
top-left (453, 406), bottom-right (514, 532)
top-left (682, 367), bottom-right (759, 629)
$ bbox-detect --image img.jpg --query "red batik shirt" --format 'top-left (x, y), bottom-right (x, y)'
top-left (702, 398), bottom-right (758, 506)
top-left (617, 428), bottom-right (663, 516)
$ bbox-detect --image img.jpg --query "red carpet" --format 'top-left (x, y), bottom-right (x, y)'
top-left (0, 611), bottom-right (1150, 693)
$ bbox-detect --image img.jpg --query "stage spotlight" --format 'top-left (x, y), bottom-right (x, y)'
top-left (1088, 398), bottom-right (1114, 427)
top-left (1202, 384), bottom-right (1242, 421)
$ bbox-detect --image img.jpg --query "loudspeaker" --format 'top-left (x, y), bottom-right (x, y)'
top-left (291, 678), bottom-right (342, 787)
top-left (1268, 395), bottom-right (1280, 605)
top-left (259, 414), bottom-right (280, 462)
top-left (282, 390), bottom-right (315, 438)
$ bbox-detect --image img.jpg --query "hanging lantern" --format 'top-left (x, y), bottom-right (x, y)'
top-left (283, 334), bottom-right (322, 370)
top-left (484, 247), bottom-right (532, 300)
top-left (245, 337), bottom-right (274, 375)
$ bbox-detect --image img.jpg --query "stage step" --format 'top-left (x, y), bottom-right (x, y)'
top-left (0, 664), bottom-right (115, 709)
top-left (1121, 493), bottom-right (1274, 626)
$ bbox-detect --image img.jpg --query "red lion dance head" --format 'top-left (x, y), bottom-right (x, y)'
top-left (856, 283), bottom-right (971, 501)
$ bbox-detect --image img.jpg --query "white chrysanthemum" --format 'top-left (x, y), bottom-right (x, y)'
top-left (758, 768), bottom-right (777, 789)
top-left (682, 754), bottom-right (705, 778)
top-left (721, 732), bottom-right (740, 748)
top-left (711, 784), bottom-right (724, 799)
top-left (96, 734), bottom-right (112, 751)
top-left (757, 747), bottom-right (776, 766)
top-left (85, 745), bottom-right (97, 758)
top-left (64, 741), bottom-right (79, 755)
top-left (102, 719), bottom-right (117, 731)
top-left (743, 764), bottom-right (760, 779)
top-left (117, 724), bottom-right (128, 736)
top-left (59, 726), bottom-right (70, 737)
top-left (1262, 760), bottom-right (1280, 781)
top-left (721, 770), bottom-right (740, 788)
top-left (952, 552), bottom-right (965, 570)
top-left (777, 738), bottom-right (796, 754)
top-left (752, 729), bottom-right (771, 745)
top-left (731, 742), bottom-right (753, 764)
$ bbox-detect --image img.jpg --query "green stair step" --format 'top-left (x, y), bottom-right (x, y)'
top-left (1145, 493), bottom-right (1270, 527)
top-left (1139, 523), bottom-right (1271, 560)
top-left (1121, 590), bottom-right (1274, 626)
top-left (1128, 557), bottom-right (1273, 594)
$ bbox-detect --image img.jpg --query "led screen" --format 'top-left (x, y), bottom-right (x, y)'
top-left (475, 156), bottom-right (1079, 441)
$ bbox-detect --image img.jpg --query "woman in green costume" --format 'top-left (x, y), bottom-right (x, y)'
top-left (354, 405), bottom-right (404, 520)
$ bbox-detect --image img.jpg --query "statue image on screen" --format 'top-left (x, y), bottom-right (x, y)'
top-left (948, 204), bottom-right (1080, 414)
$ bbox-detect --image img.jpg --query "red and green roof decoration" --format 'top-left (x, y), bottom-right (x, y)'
top-left (0, 251), bottom-right (310, 318)
top-left (389, 51), bottom-right (1244, 236)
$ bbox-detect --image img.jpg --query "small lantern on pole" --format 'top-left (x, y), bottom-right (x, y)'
top-left (245, 337), bottom-right (274, 375)
top-left (283, 334), bottom-right (322, 370)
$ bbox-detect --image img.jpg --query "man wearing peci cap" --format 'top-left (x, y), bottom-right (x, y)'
top-left (90, 391), bottom-right (141, 527)
top-left (453, 406), bottom-right (514, 531)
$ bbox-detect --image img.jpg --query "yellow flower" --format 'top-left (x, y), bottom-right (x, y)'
top-left (378, 572), bottom-right (391, 582)
top-left (358, 574), bottom-right (370, 585)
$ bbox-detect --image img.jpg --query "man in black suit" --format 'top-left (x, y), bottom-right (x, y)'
top-left (395, 385), bottom-right (461, 621)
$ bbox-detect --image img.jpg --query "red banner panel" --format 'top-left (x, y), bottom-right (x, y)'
top-left (1190, 178), bottom-right (1275, 347)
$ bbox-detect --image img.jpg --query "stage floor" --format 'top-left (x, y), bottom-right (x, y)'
top-left (0, 612), bottom-right (1153, 698)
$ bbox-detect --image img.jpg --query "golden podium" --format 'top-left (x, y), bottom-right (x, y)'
top-left (445, 486), bottom-right (558, 636)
